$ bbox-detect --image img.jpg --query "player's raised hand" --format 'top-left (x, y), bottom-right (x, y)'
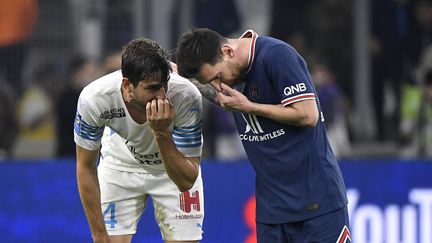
top-left (217, 82), bottom-right (255, 113)
top-left (146, 97), bottom-right (176, 135)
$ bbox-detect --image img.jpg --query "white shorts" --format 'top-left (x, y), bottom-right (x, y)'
top-left (97, 165), bottom-right (204, 241)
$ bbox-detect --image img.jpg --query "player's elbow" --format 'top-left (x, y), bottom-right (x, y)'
top-left (289, 100), bottom-right (319, 127)
top-left (173, 159), bottom-right (200, 192)
top-left (176, 174), bottom-right (198, 192)
top-left (177, 181), bottom-right (195, 192)
top-left (298, 111), bottom-right (319, 127)
top-left (178, 185), bottom-right (192, 192)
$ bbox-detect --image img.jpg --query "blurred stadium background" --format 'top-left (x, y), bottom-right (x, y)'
top-left (1, 0), bottom-right (432, 242)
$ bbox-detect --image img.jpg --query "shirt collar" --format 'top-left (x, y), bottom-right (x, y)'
top-left (239, 30), bottom-right (258, 74)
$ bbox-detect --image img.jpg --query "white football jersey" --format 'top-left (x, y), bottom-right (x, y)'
top-left (74, 70), bottom-right (203, 173)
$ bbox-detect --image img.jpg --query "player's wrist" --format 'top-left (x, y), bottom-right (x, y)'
top-left (153, 130), bottom-right (172, 139)
top-left (245, 101), bottom-right (260, 115)
top-left (92, 232), bottom-right (110, 243)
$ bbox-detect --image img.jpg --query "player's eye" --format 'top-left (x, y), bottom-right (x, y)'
top-left (144, 84), bottom-right (162, 92)
top-left (150, 85), bottom-right (163, 91)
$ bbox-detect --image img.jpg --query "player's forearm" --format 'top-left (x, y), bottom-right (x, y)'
top-left (248, 102), bottom-right (318, 127)
top-left (76, 163), bottom-right (109, 240)
top-left (153, 132), bottom-right (199, 192)
top-left (189, 79), bottom-right (220, 106)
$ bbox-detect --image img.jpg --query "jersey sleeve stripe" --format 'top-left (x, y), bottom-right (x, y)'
top-left (74, 113), bottom-right (104, 141)
top-left (172, 130), bottom-right (202, 138)
top-left (173, 124), bottom-right (202, 133)
top-left (173, 137), bottom-right (202, 147)
top-left (173, 122), bottom-right (202, 137)
top-left (175, 142), bottom-right (202, 148)
top-left (173, 137), bottom-right (202, 143)
top-left (281, 93), bottom-right (316, 106)
top-left (173, 123), bottom-right (202, 148)
top-left (174, 122), bottom-right (202, 129)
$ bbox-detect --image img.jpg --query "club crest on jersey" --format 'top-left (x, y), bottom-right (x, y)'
top-left (248, 84), bottom-right (260, 99)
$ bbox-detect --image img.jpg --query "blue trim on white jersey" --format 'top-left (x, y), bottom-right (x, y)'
top-left (173, 123), bottom-right (202, 131)
top-left (175, 143), bottom-right (203, 148)
top-left (172, 130), bottom-right (202, 138)
top-left (172, 122), bottom-right (202, 148)
top-left (74, 112), bottom-right (104, 141)
top-left (172, 137), bottom-right (202, 143)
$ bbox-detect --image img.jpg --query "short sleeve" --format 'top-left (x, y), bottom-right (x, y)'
top-left (172, 92), bottom-right (203, 158)
top-left (73, 92), bottom-right (105, 150)
top-left (265, 45), bottom-right (316, 106)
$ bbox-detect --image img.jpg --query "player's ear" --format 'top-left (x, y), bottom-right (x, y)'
top-left (221, 44), bottom-right (234, 59)
top-left (122, 78), bottom-right (134, 92)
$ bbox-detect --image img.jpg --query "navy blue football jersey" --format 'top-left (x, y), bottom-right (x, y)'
top-left (234, 31), bottom-right (348, 224)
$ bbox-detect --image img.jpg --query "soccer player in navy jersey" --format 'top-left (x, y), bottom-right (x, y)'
top-left (176, 28), bottom-right (351, 243)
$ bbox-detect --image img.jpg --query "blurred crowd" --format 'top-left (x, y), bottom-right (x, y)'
top-left (1, 0), bottom-right (432, 160)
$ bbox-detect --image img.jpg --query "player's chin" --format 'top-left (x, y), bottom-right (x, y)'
top-left (232, 77), bottom-right (245, 86)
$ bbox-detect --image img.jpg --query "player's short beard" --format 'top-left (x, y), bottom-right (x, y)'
top-left (232, 64), bottom-right (249, 85)
top-left (129, 94), bottom-right (147, 110)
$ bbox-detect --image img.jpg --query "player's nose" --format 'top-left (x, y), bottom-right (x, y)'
top-left (155, 87), bottom-right (166, 98)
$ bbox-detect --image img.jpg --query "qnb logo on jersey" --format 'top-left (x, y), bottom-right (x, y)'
top-left (283, 83), bottom-right (307, 96)
top-left (179, 191), bottom-right (201, 213)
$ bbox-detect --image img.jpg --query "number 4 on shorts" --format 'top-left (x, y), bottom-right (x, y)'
top-left (103, 202), bottom-right (117, 229)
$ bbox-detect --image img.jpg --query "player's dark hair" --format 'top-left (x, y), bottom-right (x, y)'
top-left (175, 28), bottom-right (226, 78)
top-left (121, 38), bottom-right (171, 87)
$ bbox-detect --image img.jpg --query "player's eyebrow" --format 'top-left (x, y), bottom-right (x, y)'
top-left (140, 81), bottom-right (163, 89)
top-left (146, 83), bottom-right (163, 88)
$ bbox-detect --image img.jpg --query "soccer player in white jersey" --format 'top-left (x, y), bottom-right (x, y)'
top-left (74, 38), bottom-right (204, 243)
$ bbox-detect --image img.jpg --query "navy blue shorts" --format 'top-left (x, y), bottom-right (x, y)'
top-left (257, 206), bottom-right (351, 243)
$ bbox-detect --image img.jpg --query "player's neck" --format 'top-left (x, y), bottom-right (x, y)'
top-left (238, 38), bottom-right (253, 69)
